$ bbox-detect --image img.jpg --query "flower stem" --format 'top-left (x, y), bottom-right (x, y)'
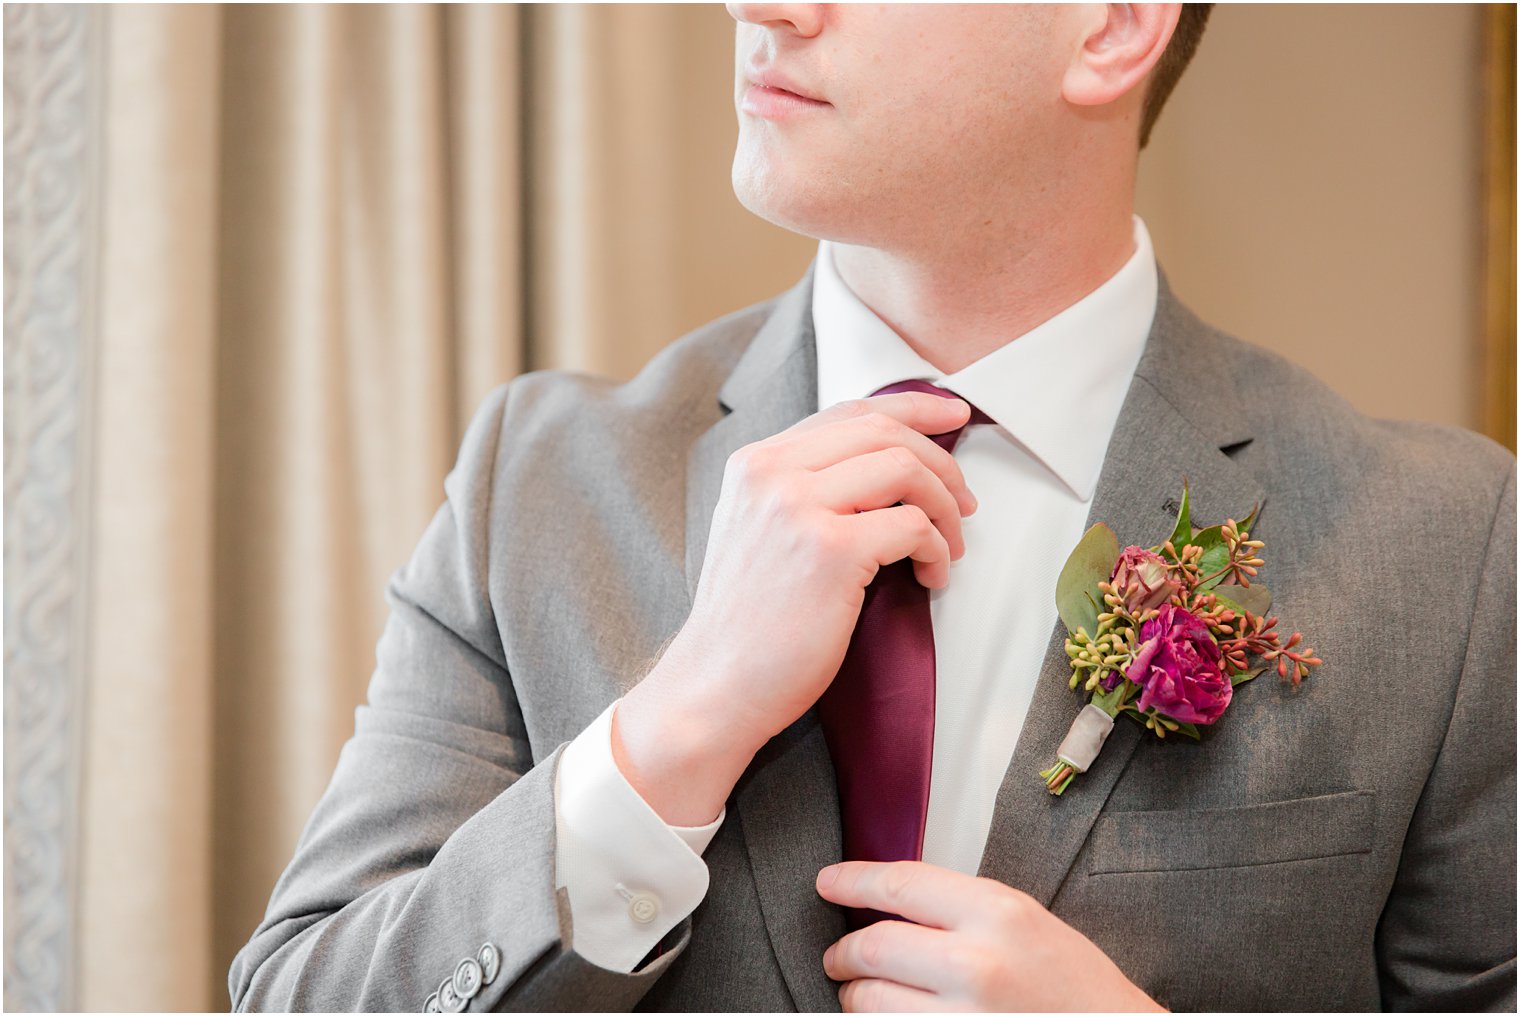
top-left (1039, 762), bottom-right (1077, 795)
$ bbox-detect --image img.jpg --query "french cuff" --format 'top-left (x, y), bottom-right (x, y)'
top-left (553, 698), bottom-right (726, 973)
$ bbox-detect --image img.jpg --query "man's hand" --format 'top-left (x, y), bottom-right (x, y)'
top-left (611, 393), bottom-right (979, 826)
top-left (816, 861), bottom-right (1166, 1013)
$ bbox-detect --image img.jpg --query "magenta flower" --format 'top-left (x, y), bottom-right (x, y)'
top-left (1110, 546), bottom-right (1182, 615)
top-left (1124, 604), bottom-right (1232, 724)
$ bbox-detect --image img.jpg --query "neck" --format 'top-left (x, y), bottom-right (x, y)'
top-left (828, 203), bottom-right (1137, 375)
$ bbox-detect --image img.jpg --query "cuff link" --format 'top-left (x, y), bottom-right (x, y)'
top-left (421, 942), bottom-right (501, 1012)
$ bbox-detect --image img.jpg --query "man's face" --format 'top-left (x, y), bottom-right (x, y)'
top-left (727, 3), bottom-right (1077, 246)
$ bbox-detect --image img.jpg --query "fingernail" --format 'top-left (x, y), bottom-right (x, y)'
top-left (819, 864), bottom-right (839, 890)
top-left (823, 943), bottom-right (837, 969)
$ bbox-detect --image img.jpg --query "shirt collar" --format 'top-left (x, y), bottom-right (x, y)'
top-left (812, 216), bottom-right (1158, 502)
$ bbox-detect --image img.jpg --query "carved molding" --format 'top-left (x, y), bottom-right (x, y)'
top-left (3, 5), bottom-right (101, 1011)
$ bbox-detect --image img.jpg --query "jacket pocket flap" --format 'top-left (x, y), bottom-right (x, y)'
top-left (1087, 789), bottom-right (1375, 874)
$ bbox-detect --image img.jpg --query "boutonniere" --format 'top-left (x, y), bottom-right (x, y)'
top-left (1039, 481), bottom-right (1322, 795)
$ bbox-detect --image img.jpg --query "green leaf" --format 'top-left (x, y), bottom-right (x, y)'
top-left (1164, 480), bottom-right (1192, 557)
top-left (1190, 524), bottom-right (1224, 552)
top-left (1056, 523), bottom-right (1119, 637)
top-left (1211, 583), bottom-right (1272, 617)
top-left (1236, 500), bottom-right (1262, 535)
top-left (1189, 524), bottom-right (1230, 589)
top-left (1172, 721), bottom-right (1202, 740)
top-left (1090, 679), bottom-right (1128, 715)
top-left (1230, 662), bottom-right (1271, 687)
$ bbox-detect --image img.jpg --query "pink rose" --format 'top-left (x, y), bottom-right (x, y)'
top-left (1110, 546), bottom-right (1181, 614)
top-left (1124, 604), bottom-right (1232, 724)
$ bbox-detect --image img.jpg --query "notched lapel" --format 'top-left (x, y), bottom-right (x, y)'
top-left (683, 260), bottom-right (845, 1010)
top-left (684, 262), bottom-right (819, 605)
top-left (977, 275), bottom-right (1266, 909)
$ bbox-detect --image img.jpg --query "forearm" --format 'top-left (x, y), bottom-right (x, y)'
top-left (610, 632), bottom-right (767, 827)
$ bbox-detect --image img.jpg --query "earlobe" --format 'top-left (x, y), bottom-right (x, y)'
top-left (1061, 2), bottom-right (1181, 109)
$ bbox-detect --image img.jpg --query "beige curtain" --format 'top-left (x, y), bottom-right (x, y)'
top-left (4, 3), bottom-right (1509, 1012)
top-left (2, 3), bottom-right (792, 1009)
top-left (84, 5), bottom-right (525, 1009)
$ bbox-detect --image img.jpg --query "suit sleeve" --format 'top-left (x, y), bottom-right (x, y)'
top-left (1375, 459), bottom-right (1517, 1011)
top-left (227, 382), bottom-right (693, 1012)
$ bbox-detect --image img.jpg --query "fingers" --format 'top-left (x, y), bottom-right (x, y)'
top-left (823, 920), bottom-right (960, 996)
top-left (847, 503), bottom-right (953, 589)
top-left (838, 977), bottom-right (953, 1013)
top-left (812, 447), bottom-right (968, 560)
top-left (775, 395), bottom-right (978, 517)
top-left (792, 391), bottom-right (972, 442)
top-left (817, 861), bottom-right (992, 930)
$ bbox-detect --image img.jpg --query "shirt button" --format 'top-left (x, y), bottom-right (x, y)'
top-left (628, 891), bottom-right (660, 924)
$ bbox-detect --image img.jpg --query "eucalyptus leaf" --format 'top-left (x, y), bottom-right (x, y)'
top-left (1190, 524), bottom-right (1225, 553)
top-left (1056, 523), bottom-right (1119, 637)
top-left (1090, 680), bottom-right (1126, 716)
top-left (1189, 524), bottom-right (1230, 589)
top-left (1230, 662), bottom-right (1271, 687)
top-left (1212, 582), bottom-right (1272, 617)
top-left (1172, 721), bottom-right (1202, 740)
top-left (1164, 481), bottom-right (1192, 556)
top-left (1236, 500), bottom-right (1262, 535)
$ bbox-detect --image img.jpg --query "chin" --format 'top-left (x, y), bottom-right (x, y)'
top-left (731, 146), bottom-right (874, 243)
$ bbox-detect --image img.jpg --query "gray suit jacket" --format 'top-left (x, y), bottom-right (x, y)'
top-left (229, 261), bottom-right (1517, 1012)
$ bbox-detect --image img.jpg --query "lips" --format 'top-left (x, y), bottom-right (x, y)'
top-left (745, 64), bottom-right (828, 104)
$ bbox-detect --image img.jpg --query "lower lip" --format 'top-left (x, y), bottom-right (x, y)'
top-left (741, 84), bottom-right (830, 119)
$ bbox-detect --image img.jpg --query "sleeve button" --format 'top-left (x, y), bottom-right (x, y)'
top-left (453, 957), bottom-right (483, 1000)
top-left (628, 891), bottom-right (660, 924)
top-left (438, 976), bottom-right (466, 1013)
top-left (477, 943), bottom-right (500, 986)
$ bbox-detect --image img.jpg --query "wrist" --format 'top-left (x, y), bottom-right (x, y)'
top-left (611, 644), bottom-right (763, 827)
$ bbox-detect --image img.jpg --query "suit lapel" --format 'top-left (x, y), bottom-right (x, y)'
top-left (685, 258), bottom-right (846, 1012)
top-left (976, 271), bottom-right (1264, 906)
top-left (685, 259), bottom-right (819, 604)
top-left (682, 259), bottom-right (1264, 1003)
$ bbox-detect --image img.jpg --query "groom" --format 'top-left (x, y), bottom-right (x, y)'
top-left (230, 4), bottom-right (1516, 1012)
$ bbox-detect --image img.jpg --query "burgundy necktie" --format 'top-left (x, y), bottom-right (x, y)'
top-left (816, 379), bottom-right (993, 930)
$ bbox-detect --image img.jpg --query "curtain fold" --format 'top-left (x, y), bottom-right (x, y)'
top-left (207, 6), bottom-right (521, 1007)
top-left (54, 5), bottom-right (775, 1008)
top-left (78, 6), bottom-right (220, 1011)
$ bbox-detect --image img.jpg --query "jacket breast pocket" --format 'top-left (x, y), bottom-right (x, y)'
top-left (1085, 789), bottom-right (1375, 874)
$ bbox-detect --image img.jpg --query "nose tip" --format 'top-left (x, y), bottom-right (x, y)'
top-left (726, 3), bottom-right (824, 36)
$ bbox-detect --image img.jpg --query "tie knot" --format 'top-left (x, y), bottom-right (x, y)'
top-left (870, 379), bottom-right (993, 453)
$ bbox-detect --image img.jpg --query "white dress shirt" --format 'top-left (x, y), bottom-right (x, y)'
top-left (552, 217), bottom-right (1159, 972)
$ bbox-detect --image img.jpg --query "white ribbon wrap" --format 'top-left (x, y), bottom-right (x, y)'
top-left (1056, 703), bottom-right (1116, 773)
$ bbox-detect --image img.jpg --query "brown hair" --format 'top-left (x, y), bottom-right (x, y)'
top-left (1140, 3), bottom-right (1214, 148)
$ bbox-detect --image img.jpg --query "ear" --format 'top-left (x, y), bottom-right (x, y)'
top-left (1061, 4), bottom-right (1181, 109)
